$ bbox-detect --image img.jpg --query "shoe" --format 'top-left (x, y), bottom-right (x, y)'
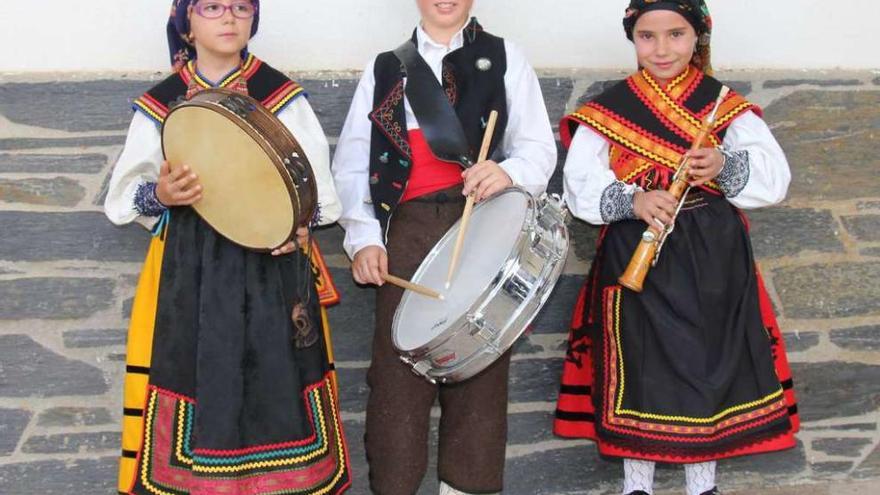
top-left (625, 492), bottom-right (650, 495)
top-left (699, 488), bottom-right (721, 495)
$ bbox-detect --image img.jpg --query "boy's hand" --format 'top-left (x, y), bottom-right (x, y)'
top-left (352, 245), bottom-right (388, 286)
top-left (462, 160), bottom-right (512, 202)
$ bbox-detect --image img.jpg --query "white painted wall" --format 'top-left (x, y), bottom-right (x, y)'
top-left (1, 0), bottom-right (878, 72)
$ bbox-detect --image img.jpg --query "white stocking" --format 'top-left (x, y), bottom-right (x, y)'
top-left (622, 458), bottom-right (655, 494)
top-left (684, 461), bottom-right (716, 495)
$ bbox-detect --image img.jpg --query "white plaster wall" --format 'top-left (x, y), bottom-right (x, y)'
top-left (1, 0), bottom-right (878, 72)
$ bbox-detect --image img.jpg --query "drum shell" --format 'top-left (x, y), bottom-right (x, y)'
top-left (392, 189), bottom-right (569, 384)
top-left (161, 89), bottom-right (317, 251)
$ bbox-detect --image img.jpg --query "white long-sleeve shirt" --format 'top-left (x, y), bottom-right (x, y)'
top-left (105, 95), bottom-right (341, 230)
top-left (563, 110), bottom-right (791, 225)
top-left (332, 23), bottom-right (557, 260)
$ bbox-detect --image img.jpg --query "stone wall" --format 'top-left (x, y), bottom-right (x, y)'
top-left (0, 71), bottom-right (878, 494)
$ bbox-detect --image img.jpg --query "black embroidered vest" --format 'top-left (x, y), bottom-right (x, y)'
top-left (367, 19), bottom-right (509, 234)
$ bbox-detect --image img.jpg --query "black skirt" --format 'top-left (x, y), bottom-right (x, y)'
top-left (581, 191), bottom-right (793, 459)
top-left (128, 207), bottom-right (350, 494)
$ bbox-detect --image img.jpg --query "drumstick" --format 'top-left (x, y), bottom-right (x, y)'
top-left (381, 274), bottom-right (445, 301)
top-left (445, 110), bottom-right (499, 289)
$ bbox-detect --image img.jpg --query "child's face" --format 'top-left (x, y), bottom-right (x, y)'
top-left (417, 0), bottom-right (473, 33)
top-left (632, 10), bottom-right (698, 83)
top-left (188, 1), bottom-right (254, 60)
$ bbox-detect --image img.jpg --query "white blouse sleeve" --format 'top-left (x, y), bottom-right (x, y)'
top-left (497, 40), bottom-right (557, 196)
top-left (276, 95), bottom-right (342, 226)
top-left (104, 111), bottom-right (164, 230)
top-left (718, 110), bottom-right (791, 209)
top-left (331, 58), bottom-right (386, 260)
top-left (563, 126), bottom-right (639, 225)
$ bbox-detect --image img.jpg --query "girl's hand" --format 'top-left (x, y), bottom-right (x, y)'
top-left (156, 161), bottom-right (202, 206)
top-left (633, 190), bottom-right (678, 228)
top-left (272, 227), bottom-right (310, 256)
top-left (686, 147), bottom-right (724, 187)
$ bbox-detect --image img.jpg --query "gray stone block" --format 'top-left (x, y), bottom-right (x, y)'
top-left (539, 77), bottom-right (574, 129)
top-left (509, 358), bottom-right (564, 404)
top-left (0, 335), bottom-right (108, 397)
top-left (842, 215), bottom-right (880, 242)
top-left (313, 224), bottom-right (347, 257)
top-left (810, 461), bottom-right (854, 476)
top-left (0, 80), bottom-right (151, 132)
top-left (727, 80), bottom-right (753, 96)
top-left (92, 169), bottom-right (112, 206)
top-left (0, 153), bottom-right (107, 173)
top-left (763, 90), bottom-right (880, 201)
top-left (0, 212), bottom-right (150, 262)
top-left (855, 442), bottom-right (880, 479)
top-left (773, 262), bottom-right (880, 319)
top-left (722, 440), bottom-right (807, 476)
top-left (122, 297), bottom-right (134, 319)
top-left (812, 437), bottom-right (872, 458)
top-left (829, 325), bottom-right (880, 351)
top-left (36, 407), bottom-right (113, 427)
top-left (325, 268), bottom-right (375, 364)
top-left (0, 135), bottom-right (126, 150)
top-left (569, 217), bottom-right (601, 264)
top-left (299, 79), bottom-right (358, 137)
top-left (546, 140), bottom-right (565, 197)
top-left (507, 410), bottom-right (555, 446)
top-left (21, 431), bottom-right (117, 454)
top-left (0, 408), bottom-right (32, 456)
top-left (0, 278), bottom-right (115, 320)
top-left (63, 329), bottom-right (126, 348)
top-left (530, 274), bottom-right (585, 335)
top-left (504, 444), bottom-right (618, 495)
top-left (808, 423), bottom-right (876, 432)
top-left (746, 208), bottom-right (844, 259)
top-left (512, 335), bottom-right (544, 355)
top-left (0, 456), bottom-right (117, 495)
top-left (336, 367), bottom-right (369, 414)
top-left (764, 79), bottom-right (864, 88)
top-left (792, 361), bottom-right (880, 422)
top-left (783, 331), bottom-right (820, 352)
top-left (576, 80), bottom-right (621, 107)
top-left (0, 177), bottom-right (86, 207)
top-left (862, 247), bottom-right (880, 257)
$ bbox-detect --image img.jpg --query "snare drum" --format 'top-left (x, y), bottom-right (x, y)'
top-left (392, 188), bottom-right (569, 384)
top-left (162, 89), bottom-right (316, 251)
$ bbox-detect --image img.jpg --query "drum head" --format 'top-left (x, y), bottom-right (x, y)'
top-left (163, 105), bottom-right (295, 250)
top-left (394, 189), bottom-right (531, 352)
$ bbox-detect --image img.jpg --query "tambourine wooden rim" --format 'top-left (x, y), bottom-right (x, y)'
top-left (161, 88), bottom-right (317, 251)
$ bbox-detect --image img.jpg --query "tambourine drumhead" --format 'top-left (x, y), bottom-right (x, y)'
top-left (393, 189), bottom-right (530, 351)
top-left (162, 97), bottom-right (299, 251)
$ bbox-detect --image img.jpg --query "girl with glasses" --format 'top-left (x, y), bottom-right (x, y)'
top-left (106, 1), bottom-right (350, 493)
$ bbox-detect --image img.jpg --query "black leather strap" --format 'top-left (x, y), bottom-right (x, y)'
top-left (393, 40), bottom-right (474, 168)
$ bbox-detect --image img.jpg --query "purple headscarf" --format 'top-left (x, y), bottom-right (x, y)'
top-left (167, 0), bottom-right (261, 71)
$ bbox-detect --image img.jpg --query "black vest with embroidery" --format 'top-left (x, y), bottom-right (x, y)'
top-left (367, 19), bottom-right (509, 233)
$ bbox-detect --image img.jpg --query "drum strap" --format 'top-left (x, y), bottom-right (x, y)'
top-left (393, 40), bottom-right (474, 169)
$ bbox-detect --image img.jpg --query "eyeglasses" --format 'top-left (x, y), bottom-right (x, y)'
top-left (193, 1), bottom-right (257, 20)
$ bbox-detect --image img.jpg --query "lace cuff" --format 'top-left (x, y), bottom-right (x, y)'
top-left (599, 181), bottom-right (637, 223)
top-left (134, 182), bottom-right (167, 217)
top-left (716, 149), bottom-right (750, 198)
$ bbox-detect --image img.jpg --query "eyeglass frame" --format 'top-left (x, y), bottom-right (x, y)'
top-left (192, 1), bottom-right (258, 20)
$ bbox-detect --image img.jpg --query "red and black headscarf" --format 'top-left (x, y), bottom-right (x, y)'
top-left (623, 0), bottom-right (714, 74)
